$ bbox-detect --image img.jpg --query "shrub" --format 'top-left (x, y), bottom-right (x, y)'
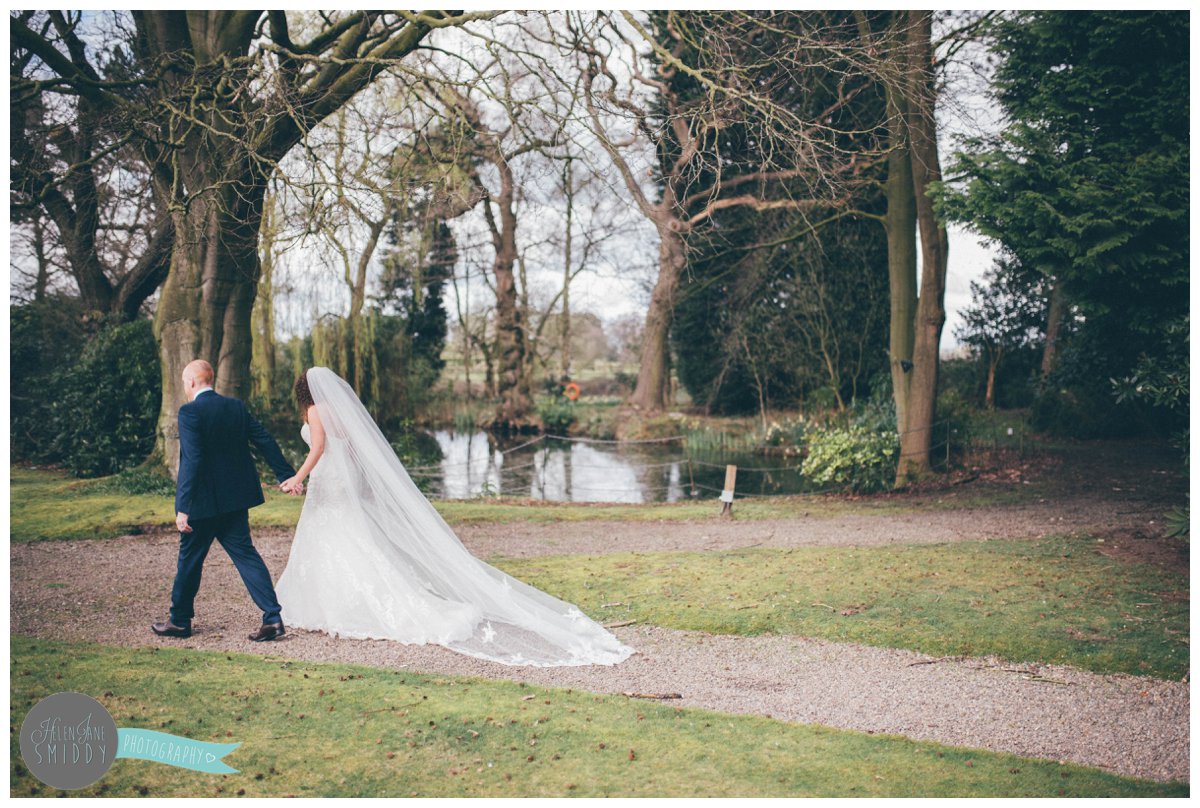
top-left (79, 464), bottom-right (175, 497)
top-left (389, 419), bottom-right (444, 468)
top-left (1031, 384), bottom-right (1139, 439)
top-left (849, 397), bottom-right (897, 434)
top-left (613, 370), bottom-right (638, 393)
top-left (11, 298), bottom-right (90, 462)
top-left (801, 424), bottom-right (899, 492)
top-left (12, 305), bottom-right (161, 478)
top-left (576, 409), bottom-right (618, 440)
top-left (761, 416), bottom-right (807, 454)
top-left (932, 388), bottom-right (973, 465)
top-left (537, 399), bottom-right (577, 433)
top-left (48, 319), bottom-right (162, 477)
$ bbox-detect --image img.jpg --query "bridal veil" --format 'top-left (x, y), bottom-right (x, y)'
top-left (297, 366), bottom-right (634, 667)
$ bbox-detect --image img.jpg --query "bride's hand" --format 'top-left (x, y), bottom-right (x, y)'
top-left (280, 476), bottom-right (304, 495)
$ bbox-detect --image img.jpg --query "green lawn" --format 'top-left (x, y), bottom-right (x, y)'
top-left (499, 534), bottom-right (1190, 680)
top-left (11, 465), bottom-right (1046, 543)
top-left (9, 637), bottom-right (1185, 798)
top-left (10, 467), bottom-right (303, 543)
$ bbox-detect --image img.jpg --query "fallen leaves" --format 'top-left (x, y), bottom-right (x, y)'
top-left (1065, 627), bottom-right (1114, 643)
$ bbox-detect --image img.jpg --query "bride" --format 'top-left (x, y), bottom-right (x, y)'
top-left (273, 366), bottom-right (634, 668)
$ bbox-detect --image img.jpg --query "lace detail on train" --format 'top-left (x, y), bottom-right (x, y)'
top-left (274, 370), bottom-right (634, 667)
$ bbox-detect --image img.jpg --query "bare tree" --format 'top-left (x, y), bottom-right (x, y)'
top-left (561, 11), bottom-right (886, 412)
top-left (10, 216), bottom-right (69, 303)
top-left (419, 34), bottom-right (574, 430)
top-left (11, 11), bottom-right (172, 319)
top-left (12, 10), bottom-right (493, 473)
top-left (854, 11), bottom-right (966, 483)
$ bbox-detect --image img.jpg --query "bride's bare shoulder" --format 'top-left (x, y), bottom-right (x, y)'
top-left (306, 404), bottom-right (326, 433)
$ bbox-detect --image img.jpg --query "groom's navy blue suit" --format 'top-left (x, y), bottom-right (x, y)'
top-left (170, 389), bottom-right (296, 629)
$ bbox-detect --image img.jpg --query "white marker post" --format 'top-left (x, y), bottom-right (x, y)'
top-left (719, 464), bottom-right (737, 518)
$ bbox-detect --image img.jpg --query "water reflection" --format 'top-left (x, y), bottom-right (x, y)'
top-left (406, 429), bottom-right (807, 503)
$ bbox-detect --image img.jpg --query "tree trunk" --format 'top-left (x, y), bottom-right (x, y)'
top-left (114, 217), bottom-right (174, 321)
top-left (452, 264), bottom-right (473, 399)
top-left (517, 251), bottom-right (536, 402)
top-left (628, 220), bottom-right (687, 411)
top-left (154, 161), bottom-right (266, 477)
top-left (863, 10), bottom-right (919, 469)
top-left (1040, 279), bottom-right (1065, 380)
top-left (31, 217), bottom-right (51, 302)
top-left (463, 330), bottom-right (473, 399)
top-left (56, 215), bottom-right (115, 314)
top-left (473, 333), bottom-right (496, 399)
top-left (560, 157), bottom-right (574, 380)
top-left (251, 200), bottom-right (278, 408)
top-left (895, 11), bottom-right (949, 484)
top-left (37, 117), bottom-right (116, 315)
top-left (493, 255), bottom-right (531, 427)
top-left (985, 351), bottom-right (999, 409)
top-left (347, 217), bottom-right (386, 402)
top-left (486, 162), bottom-right (534, 431)
top-left (885, 146), bottom-right (918, 441)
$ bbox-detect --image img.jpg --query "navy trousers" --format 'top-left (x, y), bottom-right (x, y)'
top-left (169, 509), bottom-right (282, 628)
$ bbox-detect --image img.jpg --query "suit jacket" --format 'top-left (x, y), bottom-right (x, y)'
top-left (175, 390), bottom-right (296, 521)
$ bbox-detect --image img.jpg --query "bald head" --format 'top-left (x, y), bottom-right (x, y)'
top-left (182, 360), bottom-right (214, 400)
top-left (183, 359), bottom-right (214, 386)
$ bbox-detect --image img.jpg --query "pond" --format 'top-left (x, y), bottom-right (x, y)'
top-left (400, 429), bottom-right (813, 503)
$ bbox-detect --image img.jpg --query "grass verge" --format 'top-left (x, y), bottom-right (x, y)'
top-left (12, 465), bottom-right (1045, 543)
top-left (498, 534), bottom-right (1189, 680)
top-left (9, 637), bottom-right (1185, 797)
top-left (10, 467), bottom-right (302, 543)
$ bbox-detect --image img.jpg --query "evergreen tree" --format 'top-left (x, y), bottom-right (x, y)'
top-left (663, 11), bottom-right (891, 414)
top-left (954, 254), bottom-right (1048, 409)
top-left (376, 194), bottom-right (458, 424)
top-left (942, 11), bottom-right (1188, 436)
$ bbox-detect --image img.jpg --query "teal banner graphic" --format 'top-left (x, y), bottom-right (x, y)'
top-left (115, 728), bottom-right (241, 774)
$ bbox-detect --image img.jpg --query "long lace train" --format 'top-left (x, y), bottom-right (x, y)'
top-left (274, 367), bottom-right (634, 667)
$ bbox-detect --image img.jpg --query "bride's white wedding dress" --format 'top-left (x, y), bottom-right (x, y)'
top-left (274, 367), bottom-right (633, 667)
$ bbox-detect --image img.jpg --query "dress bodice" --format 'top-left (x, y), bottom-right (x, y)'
top-left (301, 421), bottom-right (311, 446)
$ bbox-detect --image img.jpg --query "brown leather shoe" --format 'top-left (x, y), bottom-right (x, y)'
top-left (151, 621), bottom-right (192, 638)
top-left (249, 622), bottom-right (285, 642)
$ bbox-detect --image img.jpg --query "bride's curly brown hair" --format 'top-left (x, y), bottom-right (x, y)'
top-left (294, 370), bottom-right (314, 410)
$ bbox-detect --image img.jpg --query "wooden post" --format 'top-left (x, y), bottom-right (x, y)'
top-left (719, 464), bottom-right (737, 518)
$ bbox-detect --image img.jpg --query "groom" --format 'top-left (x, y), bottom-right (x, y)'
top-left (152, 359), bottom-right (299, 642)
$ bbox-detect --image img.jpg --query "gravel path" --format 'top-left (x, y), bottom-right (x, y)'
top-left (450, 496), bottom-right (1167, 560)
top-left (11, 522), bottom-right (1188, 783)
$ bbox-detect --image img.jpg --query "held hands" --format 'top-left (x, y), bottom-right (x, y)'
top-left (280, 476), bottom-right (305, 496)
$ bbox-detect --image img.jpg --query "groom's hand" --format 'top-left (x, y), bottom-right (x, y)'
top-left (280, 476), bottom-right (304, 495)
top-left (176, 512), bottom-right (193, 533)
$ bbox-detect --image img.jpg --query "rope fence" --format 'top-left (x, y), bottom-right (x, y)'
top-left (541, 433), bottom-right (688, 444)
